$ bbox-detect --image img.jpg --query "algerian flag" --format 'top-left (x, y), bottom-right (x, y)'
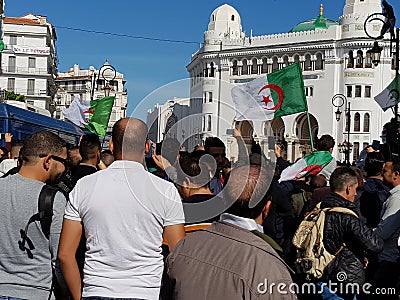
top-left (231, 62), bottom-right (307, 121)
top-left (85, 96), bottom-right (115, 137)
top-left (374, 74), bottom-right (400, 111)
top-left (278, 151), bottom-right (333, 183)
top-left (62, 97), bottom-right (90, 128)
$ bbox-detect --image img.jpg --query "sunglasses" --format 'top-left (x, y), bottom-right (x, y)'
top-left (39, 154), bottom-right (69, 167)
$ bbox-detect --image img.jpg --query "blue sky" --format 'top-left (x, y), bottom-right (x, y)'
top-left (6, 0), bottom-right (354, 120)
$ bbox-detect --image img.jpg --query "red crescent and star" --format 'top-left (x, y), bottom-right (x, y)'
top-left (258, 84), bottom-right (284, 110)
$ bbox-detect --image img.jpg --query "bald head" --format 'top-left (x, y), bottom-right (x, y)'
top-left (111, 118), bottom-right (148, 160)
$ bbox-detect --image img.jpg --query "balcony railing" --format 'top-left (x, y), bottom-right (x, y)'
top-left (60, 85), bottom-right (89, 92)
top-left (8, 89), bottom-right (48, 97)
top-left (2, 66), bottom-right (50, 75)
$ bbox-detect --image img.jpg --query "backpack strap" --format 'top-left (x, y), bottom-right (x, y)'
top-left (19, 185), bottom-right (58, 253)
top-left (38, 185), bottom-right (58, 239)
top-left (327, 207), bottom-right (358, 218)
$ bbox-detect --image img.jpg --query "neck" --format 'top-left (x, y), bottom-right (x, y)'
top-left (335, 191), bottom-right (353, 202)
top-left (254, 214), bottom-right (263, 225)
top-left (188, 186), bottom-right (213, 197)
top-left (18, 165), bottom-right (46, 182)
top-left (82, 158), bottom-right (98, 167)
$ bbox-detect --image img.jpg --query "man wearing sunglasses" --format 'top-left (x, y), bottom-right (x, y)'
top-left (0, 130), bottom-right (68, 300)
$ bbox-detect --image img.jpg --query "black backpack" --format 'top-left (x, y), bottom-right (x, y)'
top-left (19, 185), bottom-right (59, 256)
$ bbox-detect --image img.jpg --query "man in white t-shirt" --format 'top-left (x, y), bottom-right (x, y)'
top-left (58, 118), bottom-right (185, 300)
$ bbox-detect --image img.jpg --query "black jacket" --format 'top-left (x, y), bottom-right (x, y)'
top-left (358, 177), bottom-right (391, 228)
top-left (321, 193), bottom-right (383, 286)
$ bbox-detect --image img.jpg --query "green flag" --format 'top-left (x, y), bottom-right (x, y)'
top-left (85, 96), bottom-right (115, 137)
top-left (267, 62), bottom-right (308, 118)
top-left (0, 38), bottom-right (6, 52)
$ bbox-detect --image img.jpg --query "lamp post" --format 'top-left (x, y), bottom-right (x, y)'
top-left (365, 3), bottom-right (400, 157)
top-left (90, 60), bottom-right (117, 100)
top-left (332, 94), bottom-right (352, 166)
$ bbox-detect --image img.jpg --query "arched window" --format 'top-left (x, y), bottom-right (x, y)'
top-left (356, 50), bottom-right (363, 68)
top-left (294, 55), bottom-right (300, 63)
top-left (315, 53), bottom-right (324, 70)
top-left (203, 66), bottom-right (208, 77)
top-left (261, 58), bottom-right (268, 73)
top-left (232, 60), bottom-right (238, 76)
top-left (363, 113), bottom-right (370, 132)
top-left (231, 15), bottom-right (235, 21)
top-left (304, 54), bottom-right (312, 71)
top-left (207, 115), bottom-right (212, 131)
top-left (242, 59), bottom-right (248, 75)
top-left (251, 58), bottom-right (258, 74)
top-left (347, 51), bottom-right (354, 68)
top-left (283, 56), bottom-right (289, 67)
top-left (209, 62), bottom-right (215, 77)
top-left (365, 51), bottom-right (372, 68)
top-left (212, 15), bottom-right (215, 22)
top-left (354, 112), bottom-right (360, 132)
top-left (272, 57), bottom-right (279, 72)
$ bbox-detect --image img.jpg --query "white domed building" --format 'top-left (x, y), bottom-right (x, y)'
top-left (186, 0), bottom-right (394, 163)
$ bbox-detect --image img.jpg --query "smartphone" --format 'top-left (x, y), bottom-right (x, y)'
top-left (0, 133), bottom-right (5, 140)
top-left (155, 141), bottom-right (163, 155)
top-left (226, 129), bottom-right (234, 136)
top-left (267, 136), bottom-right (275, 150)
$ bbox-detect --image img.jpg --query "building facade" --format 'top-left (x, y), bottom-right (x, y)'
top-left (147, 97), bottom-right (190, 149)
top-left (186, 0), bottom-right (394, 163)
top-left (0, 14), bottom-right (58, 113)
top-left (54, 62), bottom-right (128, 130)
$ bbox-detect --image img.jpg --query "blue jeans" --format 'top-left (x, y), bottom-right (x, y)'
top-left (82, 296), bottom-right (144, 300)
top-left (0, 296), bottom-right (26, 300)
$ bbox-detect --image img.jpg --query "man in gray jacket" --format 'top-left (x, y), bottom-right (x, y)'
top-left (162, 165), bottom-right (296, 300)
top-left (0, 131), bottom-right (68, 300)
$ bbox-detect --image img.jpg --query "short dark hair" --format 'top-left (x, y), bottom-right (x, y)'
top-left (387, 159), bottom-right (400, 174)
top-left (224, 165), bottom-right (273, 219)
top-left (79, 134), bottom-right (101, 161)
top-left (100, 150), bottom-right (114, 167)
top-left (204, 137), bottom-right (225, 153)
top-left (112, 118), bottom-right (148, 158)
top-left (21, 131), bottom-right (66, 164)
top-left (316, 135), bottom-right (335, 151)
top-left (177, 152), bottom-right (211, 188)
top-left (329, 167), bottom-right (358, 193)
top-left (364, 152), bottom-right (385, 177)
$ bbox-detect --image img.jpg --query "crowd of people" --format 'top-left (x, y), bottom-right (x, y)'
top-left (0, 118), bottom-right (399, 300)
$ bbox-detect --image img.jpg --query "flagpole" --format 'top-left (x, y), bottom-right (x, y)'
top-left (306, 111), bottom-right (314, 151)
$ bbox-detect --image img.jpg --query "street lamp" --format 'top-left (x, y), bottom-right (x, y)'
top-left (365, 3), bottom-right (400, 157)
top-left (90, 60), bottom-right (117, 100)
top-left (332, 94), bottom-right (352, 166)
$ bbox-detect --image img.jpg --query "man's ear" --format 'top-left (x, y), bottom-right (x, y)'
top-left (184, 177), bottom-right (192, 188)
top-left (262, 200), bottom-right (272, 219)
top-left (145, 140), bottom-right (151, 155)
top-left (109, 139), bottom-right (114, 154)
top-left (345, 184), bottom-right (351, 195)
top-left (43, 155), bottom-right (51, 171)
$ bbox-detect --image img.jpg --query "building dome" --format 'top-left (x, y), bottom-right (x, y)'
top-left (289, 4), bottom-right (338, 33)
top-left (208, 4), bottom-right (242, 32)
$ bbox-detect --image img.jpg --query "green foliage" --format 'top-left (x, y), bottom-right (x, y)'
top-left (6, 91), bottom-right (26, 102)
